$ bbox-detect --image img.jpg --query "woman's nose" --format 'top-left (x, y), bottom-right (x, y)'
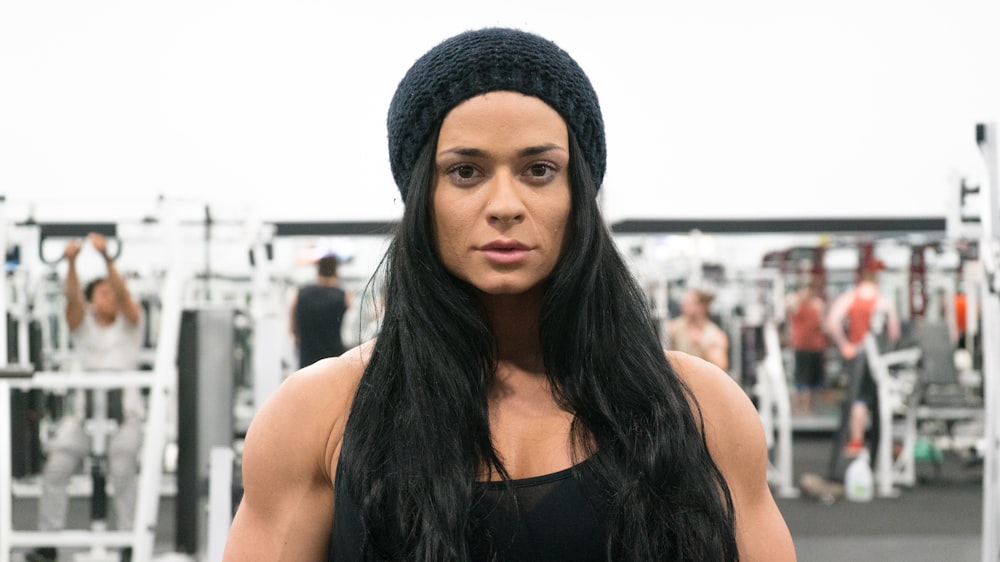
top-left (486, 170), bottom-right (525, 224)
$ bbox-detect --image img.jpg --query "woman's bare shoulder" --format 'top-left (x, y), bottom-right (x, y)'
top-left (244, 340), bottom-right (374, 480)
top-left (667, 349), bottom-right (739, 390)
top-left (665, 351), bottom-right (758, 433)
top-left (282, 341), bottom-right (372, 404)
top-left (224, 341), bottom-right (375, 560)
top-left (665, 350), bottom-right (765, 469)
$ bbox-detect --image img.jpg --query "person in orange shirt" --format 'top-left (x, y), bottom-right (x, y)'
top-left (825, 266), bottom-right (900, 460)
top-left (786, 278), bottom-right (828, 416)
top-left (954, 292), bottom-right (968, 347)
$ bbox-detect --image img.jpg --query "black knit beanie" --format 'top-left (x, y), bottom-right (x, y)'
top-left (387, 27), bottom-right (606, 201)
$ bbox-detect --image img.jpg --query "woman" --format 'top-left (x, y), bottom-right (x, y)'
top-left (224, 28), bottom-right (795, 561)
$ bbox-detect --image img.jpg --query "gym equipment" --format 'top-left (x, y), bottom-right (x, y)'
top-left (757, 320), bottom-right (799, 498)
top-left (247, 221), bottom-right (283, 415)
top-left (974, 122), bottom-right (1000, 562)
top-left (903, 321), bottom-right (983, 485)
top-left (206, 447), bottom-right (235, 562)
top-left (862, 333), bottom-right (921, 497)
top-left (0, 200), bottom-right (187, 562)
top-left (823, 329), bottom-right (921, 497)
top-left (174, 309), bottom-right (237, 557)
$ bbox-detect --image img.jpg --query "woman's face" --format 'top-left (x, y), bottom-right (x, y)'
top-left (433, 91), bottom-right (571, 296)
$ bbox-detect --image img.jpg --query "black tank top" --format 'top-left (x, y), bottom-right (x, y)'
top-left (329, 456), bottom-right (610, 561)
top-left (295, 284), bottom-right (347, 368)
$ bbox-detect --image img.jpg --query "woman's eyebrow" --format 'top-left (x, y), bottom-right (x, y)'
top-left (518, 143), bottom-right (567, 157)
top-left (437, 147), bottom-right (489, 158)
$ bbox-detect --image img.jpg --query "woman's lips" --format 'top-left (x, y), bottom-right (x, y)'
top-left (480, 240), bottom-right (530, 264)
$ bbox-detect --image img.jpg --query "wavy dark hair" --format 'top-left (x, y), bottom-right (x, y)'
top-left (341, 129), bottom-right (738, 561)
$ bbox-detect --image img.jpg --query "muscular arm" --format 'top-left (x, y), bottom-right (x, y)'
top-left (64, 244), bottom-right (85, 330)
top-left (671, 352), bottom-right (796, 561)
top-left (104, 257), bottom-right (142, 326)
top-left (224, 346), bottom-right (368, 561)
top-left (89, 233), bottom-right (141, 326)
top-left (879, 295), bottom-right (901, 343)
top-left (825, 291), bottom-right (853, 354)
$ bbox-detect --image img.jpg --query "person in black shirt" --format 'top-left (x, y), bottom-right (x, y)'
top-left (289, 255), bottom-right (352, 368)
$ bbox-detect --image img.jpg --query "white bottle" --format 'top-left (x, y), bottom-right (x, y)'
top-left (845, 448), bottom-right (875, 502)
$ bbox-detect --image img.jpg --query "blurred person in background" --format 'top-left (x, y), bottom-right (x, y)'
top-left (786, 277), bottom-right (828, 416)
top-left (28, 233), bottom-right (143, 562)
top-left (668, 288), bottom-right (730, 371)
top-left (290, 254), bottom-right (353, 368)
top-left (825, 264), bottom-right (900, 460)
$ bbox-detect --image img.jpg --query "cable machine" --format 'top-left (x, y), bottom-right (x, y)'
top-left (0, 199), bottom-right (186, 562)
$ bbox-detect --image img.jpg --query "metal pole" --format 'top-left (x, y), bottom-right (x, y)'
top-left (207, 447), bottom-right (235, 562)
top-left (131, 199), bottom-right (184, 561)
top-left (763, 320), bottom-right (799, 498)
top-left (977, 122), bottom-right (1000, 562)
top-left (0, 194), bottom-right (11, 562)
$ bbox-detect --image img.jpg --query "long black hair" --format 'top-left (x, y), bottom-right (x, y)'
top-left (341, 130), bottom-right (738, 561)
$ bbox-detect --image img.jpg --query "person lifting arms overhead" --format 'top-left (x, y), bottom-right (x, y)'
top-left (224, 28), bottom-right (795, 561)
top-left (27, 232), bottom-right (144, 562)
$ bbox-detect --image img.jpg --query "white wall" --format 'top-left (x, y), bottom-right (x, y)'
top-left (1, 0), bottom-right (998, 225)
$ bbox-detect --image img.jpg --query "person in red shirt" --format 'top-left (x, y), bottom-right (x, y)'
top-left (954, 292), bottom-right (968, 348)
top-left (785, 278), bottom-right (828, 416)
top-left (825, 266), bottom-right (900, 458)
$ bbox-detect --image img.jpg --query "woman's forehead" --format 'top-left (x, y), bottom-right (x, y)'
top-left (437, 92), bottom-right (568, 148)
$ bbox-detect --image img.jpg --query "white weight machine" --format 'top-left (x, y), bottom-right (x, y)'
top-left (0, 198), bottom-right (187, 562)
top-left (859, 332), bottom-right (922, 497)
top-left (757, 319), bottom-right (799, 498)
top-left (725, 268), bottom-right (800, 499)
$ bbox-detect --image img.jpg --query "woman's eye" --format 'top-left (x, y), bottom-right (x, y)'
top-left (525, 163), bottom-right (558, 182)
top-left (446, 164), bottom-right (481, 184)
top-left (528, 164), bottom-right (550, 176)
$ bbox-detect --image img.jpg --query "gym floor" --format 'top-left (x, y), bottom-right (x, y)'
top-left (781, 431), bottom-right (982, 561)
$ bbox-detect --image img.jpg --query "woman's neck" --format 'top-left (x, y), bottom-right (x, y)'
top-left (479, 288), bottom-right (545, 365)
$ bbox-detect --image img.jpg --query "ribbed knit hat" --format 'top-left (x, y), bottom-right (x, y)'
top-left (387, 27), bottom-right (606, 201)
